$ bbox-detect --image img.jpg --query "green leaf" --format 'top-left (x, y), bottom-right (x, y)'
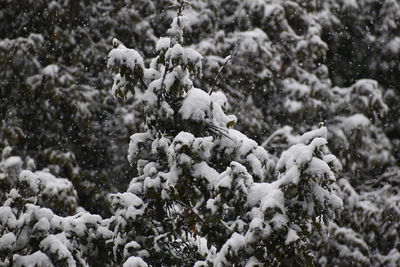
top-left (226, 120), bottom-right (235, 128)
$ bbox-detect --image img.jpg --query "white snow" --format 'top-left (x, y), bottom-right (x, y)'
top-left (339, 114), bottom-right (370, 133)
top-left (13, 251), bottom-right (54, 267)
top-left (179, 88), bottom-right (211, 122)
top-left (178, 88), bottom-right (236, 128)
top-left (128, 133), bottom-right (153, 163)
top-left (3, 156), bottom-right (23, 169)
top-left (0, 207), bottom-right (17, 229)
top-left (111, 192), bottom-right (146, 220)
top-left (284, 99), bottom-right (303, 113)
top-left (40, 234), bottom-right (76, 267)
top-left (300, 127), bottom-right (327, 144)
top-left (214, 233), bottom-right (246, 267)
top-left (247, 182), bottom-right (282, 207)
top-left (166, 44), bottom-right (184, 62)
top-left (183, 47), bottom-right (203, 75)
top-left (33, 217), bottom-right (51, 233)
top-left (156, 37), bottom-right (171, 52)
top-left (108, 46), bottom-right (144, 72)
top-left (210, 91), bottom-right (228, 110)
top-left (305, 157), bottom-right (334, 180)
top-left (192, 162), bottom-right (220, 186)
top-left (42, 64), bottom-right (59, 77)
top-left (285, 228), bottom-right (299, 245)
top-left (123, 256), bottom-right (148, 267)
top-left (257, 190), bottom-right (286, 223)
top-left (206, 197), bottom-right (219, 214)
top-left (0, 232), bottom-right (16, 251)
top-left (387, 37), bottom-right (400, 54)
top-left (19, 170), bottom-right (39, 193)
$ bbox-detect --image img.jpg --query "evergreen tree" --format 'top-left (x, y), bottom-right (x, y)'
top-left (107, 3), bottom-right (342, 265)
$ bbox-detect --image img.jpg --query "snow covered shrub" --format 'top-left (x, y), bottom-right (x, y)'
top-left (107, 3), bottom-right (342, 266)
top-left (0, 147), bottom-right (79, 216)
top-left (0, 146), bottom-right (113, 266)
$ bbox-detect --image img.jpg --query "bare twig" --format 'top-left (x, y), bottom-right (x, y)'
top-left (177, 0), bottom-right (185, 17)
top-left (208, 45), bottom-right (237, 95)
top-left (174, 199), bottom-right (207, 226)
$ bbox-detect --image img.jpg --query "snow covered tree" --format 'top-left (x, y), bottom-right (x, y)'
top-left (107, 3), bottom-right (342, 266)
top-left (1, 0), bottom-right (398, 265)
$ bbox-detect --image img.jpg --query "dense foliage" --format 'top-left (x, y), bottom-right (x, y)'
top-left (1, 0), bottom-right (399, 266)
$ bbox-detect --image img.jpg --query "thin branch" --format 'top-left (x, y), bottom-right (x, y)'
top-left (177, 0), bottom-right (185, 17)
top-left (174, 199), bottom-right (207, 226)
top-left (139, 77), bottom-right (148, 90)
top-left (209, 125), bottom-right (234, 142)
top-left (159, 62), bottom-right (170, 101)
top-left (208, 45), bottom-right (237, 95)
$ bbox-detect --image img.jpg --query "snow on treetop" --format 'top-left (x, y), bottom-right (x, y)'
top-left (305, 157), bottom-right (335, 182)
top-left (179, 88), bottom-right (211, 122)
top-left (179, 88), bottom-right (237, 128)
top-left (210, 91), bottom-right (228, 109)
top-left (170, 131), bottom-right (214, 162)
top-left (193, 162), bottom-right (220, 187)
top-left (167, 15), bottom-right (188, 43)
top-left (156, 37), bottom-right (171, 52)
top-left (162, 44), bottom-right (203, 76)
top-left (166, 43), bottom-right (184, 62)
top-left (128, 132), bottom-right (153, 163)
top-left (110, 193), bottom-right (146, 220)
top-left (123, 256), bottom-right (148, 267)
top-left (107, 44), bottom-right (144, 73)
top-left (33, 217), bottom-right (51, 233)
top-left (183, 47), bottom-right (203, 76)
